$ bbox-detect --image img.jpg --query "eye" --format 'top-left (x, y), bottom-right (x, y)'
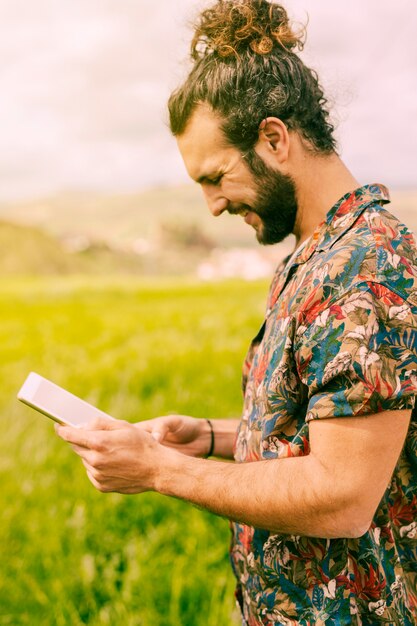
top-left (208, 174), bottom-right (223, 186)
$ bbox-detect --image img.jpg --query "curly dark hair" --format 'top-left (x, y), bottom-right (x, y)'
top-left (168, 0), bottom-right (336, 154)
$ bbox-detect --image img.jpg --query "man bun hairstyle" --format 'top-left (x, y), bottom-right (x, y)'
top-left (169, 0), bottom-right (337, 154)
top-left (191, 0), bottom-right (303, 58)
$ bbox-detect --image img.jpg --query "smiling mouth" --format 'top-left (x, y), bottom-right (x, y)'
top-left (244, 212), bottom-right (257, 225)
top-left (227, 207), bottom-right (259, 228)
top-left (229, 207), bottom-right (251, 217)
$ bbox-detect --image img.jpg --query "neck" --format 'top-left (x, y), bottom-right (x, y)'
top-left (292, 150), bottom-right (360, 247)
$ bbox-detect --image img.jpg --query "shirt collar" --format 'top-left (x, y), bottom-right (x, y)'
top-left (291, 183), bottom-right (391, 267)
top-left (266, 184), bottom-right (391, 314)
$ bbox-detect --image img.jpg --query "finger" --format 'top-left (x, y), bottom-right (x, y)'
top-left (70, 443), bottom-right (95, 458)
top-left (86, 469), bottom-right (108, 492)
top-left (81, 416), bottom-right (126, 431)
top-left (135, 415), bottom-right (182, 441)
top-left (139, 423), bottom-right (171, 443)
top-left (55, 416), bottom-right (130, 442)
top-left (55, 424), bottom-right (97, 449)
top-left (134, 417), bottom-right (166, 441)
top-left (151, 422), bottom-right (170, 442)
top-left (81, 458), bottom-right (99, 475)
top-left (81, 456), bottom-right (92, 471)
top-left (134, 417), bottom-right (163, 431)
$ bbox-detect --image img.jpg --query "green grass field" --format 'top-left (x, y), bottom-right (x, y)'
top-left (0, 276), bottom-right (269, 626)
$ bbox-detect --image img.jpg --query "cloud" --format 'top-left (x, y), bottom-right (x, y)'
top-left (0, 0), bottom-right (416, 200)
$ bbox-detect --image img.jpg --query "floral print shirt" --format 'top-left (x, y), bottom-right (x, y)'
top-left (231, 184), bottom-right (417, 626)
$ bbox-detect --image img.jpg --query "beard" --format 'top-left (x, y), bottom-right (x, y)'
top-left (242, 150), bottom-right (298, 245)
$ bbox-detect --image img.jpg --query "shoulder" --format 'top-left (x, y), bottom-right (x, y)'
top-left (361, 205), bottom-right (417, 299)
top-left (337, 203), bottom-right (417, 302)
top-left (321, 203), bottom-right (415, 294)
top-left (296, 202), bottom-right (417, 322)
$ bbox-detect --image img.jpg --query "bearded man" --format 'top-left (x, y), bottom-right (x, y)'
top-left (57, 1), bottom-right (417, 624)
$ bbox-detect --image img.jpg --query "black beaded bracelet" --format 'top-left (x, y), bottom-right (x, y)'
top-left (205, 419), bottom-right (215, 458)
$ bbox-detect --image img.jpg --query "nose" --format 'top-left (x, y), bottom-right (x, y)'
top-left (201, 185), bottom-right (229, 217)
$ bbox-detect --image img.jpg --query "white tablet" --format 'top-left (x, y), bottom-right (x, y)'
top-left (17, 372), bottom-right (115, 427)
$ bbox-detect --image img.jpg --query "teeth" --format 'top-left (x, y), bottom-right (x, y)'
top-left (229, 208), bottom-right (249, 217)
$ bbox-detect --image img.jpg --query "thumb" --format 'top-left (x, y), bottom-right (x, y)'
top-left (151, 422), bottom-right (170, 443)
top-left (82, 416), bottom-right (127, 431)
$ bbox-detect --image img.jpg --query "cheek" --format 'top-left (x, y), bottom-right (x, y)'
top-left (223, 180), bottom-right (258, 204)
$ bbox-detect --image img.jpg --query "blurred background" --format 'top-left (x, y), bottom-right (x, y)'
top-left (1, 1), bottom-right (416, 624)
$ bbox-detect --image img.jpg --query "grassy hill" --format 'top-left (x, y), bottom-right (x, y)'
top-left (0, 186), bottom-right (415, 277)
top-left (0, 185), bottom-right (256, 249)
top-left (0, 221), bottom-right (149, 276)
top-left (0, 221), bottom-right (79, 275)
top-left (1, 186), bottom-right (416, 248)
top-left (0, 219), bottom-right (222, 277)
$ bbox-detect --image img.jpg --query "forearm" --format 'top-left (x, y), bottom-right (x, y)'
top-left (155, 450), bottom-right (367, 538)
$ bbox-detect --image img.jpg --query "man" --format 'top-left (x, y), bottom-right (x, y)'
top-left (56, 1), bottom-right (417, 624)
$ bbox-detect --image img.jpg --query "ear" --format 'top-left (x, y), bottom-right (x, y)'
top-left (255, 117), bottom-right (290, 165)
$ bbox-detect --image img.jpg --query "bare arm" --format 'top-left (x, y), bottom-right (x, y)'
top-left (56, 409), bottom-right (411, 539)
top-left (155, 410), bottom-right (411, 537)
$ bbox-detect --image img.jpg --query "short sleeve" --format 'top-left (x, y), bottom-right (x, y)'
top-left (294, 282), bottom-right (417, 421)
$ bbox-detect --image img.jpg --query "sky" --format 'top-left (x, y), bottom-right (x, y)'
top-left (0, 0), bottom-right (416, 202)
